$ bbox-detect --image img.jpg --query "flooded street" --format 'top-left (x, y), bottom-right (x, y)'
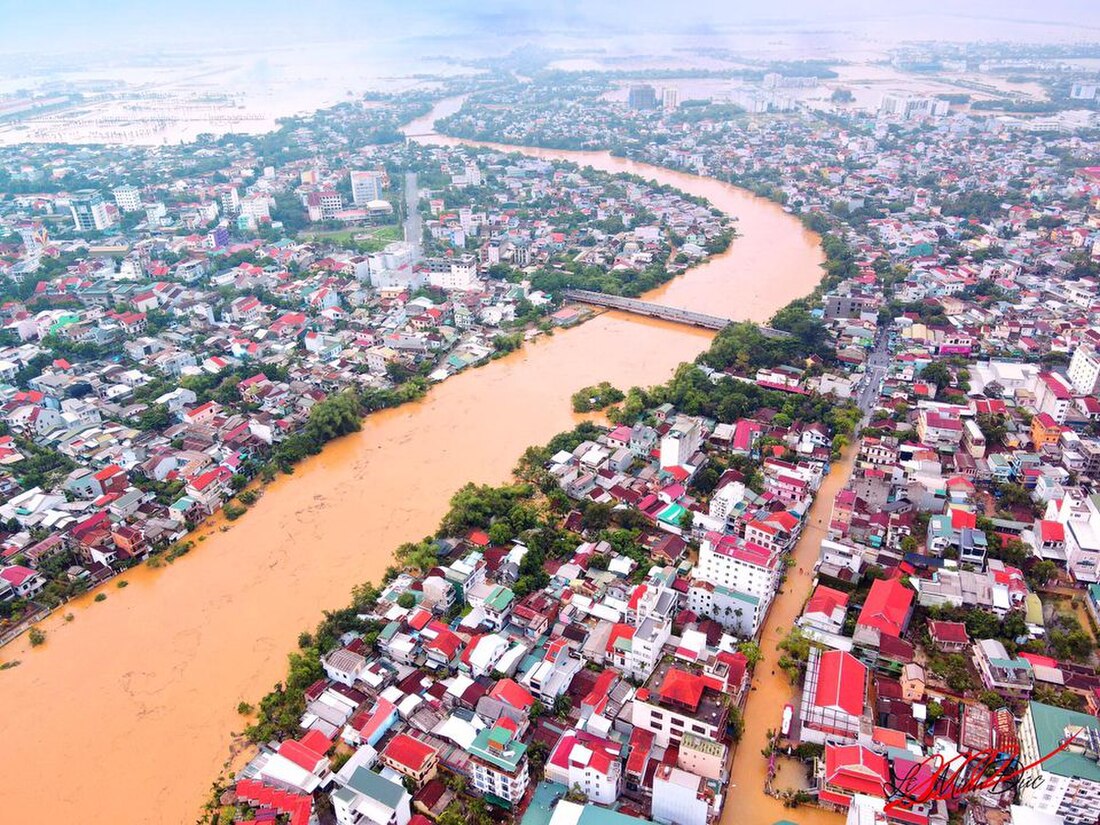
top-left (723, 447), bottom-right (856, 825)
top-left (0, 100), bottom-right (825, 824)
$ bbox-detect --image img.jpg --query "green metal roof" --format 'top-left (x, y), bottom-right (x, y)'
top-left (468, 724), bottom-right (527, 772)
top-left (1028, 701), bottom-right (1100, 782)
top-left (347, 767), bottom-right (406, 807)
top-left (486, 585), bottom-right (514, 612)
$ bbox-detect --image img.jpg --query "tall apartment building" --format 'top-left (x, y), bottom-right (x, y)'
top-left (220, 187), bottom-right (240, 215)
top-left (307, 190), bottom-right (343, 222)
top-left (688, 532), bottom-right (780, 636)
top-left (879, 94), bottom-right (950, 119)
top-left (467, 723), bottom-right (529, 805)
top-left (1018, 701), bottom-right (1100, 825)
top-left (69, 190), bottom-right (113, 231)
top-left (112, 185), bottom-right (143, 213)
top-left (1068, 345), bottom-right (1100, 396)
top-left (350, 170), bottom-right (385, 206)
top-left (627, 84), bottom-right (658, 110)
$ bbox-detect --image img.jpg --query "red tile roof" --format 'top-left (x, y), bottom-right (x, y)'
top-left (1039, 520), bottom-right (1065, 543)
top-left (383, 733), bottom-right (437, 773)
top-left (928, 620), bottom-right (970, 645)
top-left (856, 578), bottom-right (913, 638)
top-left (824, 744), bottom-right (888, 797)
top-left (813, 650), bottom-right (866, 716)
top-left (657, 668), bottom-right (705, 711)
top-left (806, 585), bottom-right (849, 618)
top-left (489, 678), bottom-right (535, 711)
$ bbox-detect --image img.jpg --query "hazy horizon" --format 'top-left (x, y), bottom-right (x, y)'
top-left (2, 0), bottom-right (1099, 57)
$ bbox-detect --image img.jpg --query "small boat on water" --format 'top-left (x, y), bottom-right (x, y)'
top-left (781, 703), bottom-right (794, 736)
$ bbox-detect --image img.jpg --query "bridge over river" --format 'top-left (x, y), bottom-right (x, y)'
top-left (562, 289), bottom-right (792, 338)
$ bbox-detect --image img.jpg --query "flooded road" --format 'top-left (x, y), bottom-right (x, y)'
top-left (0, 99), bottom-right (824, 824)
top-left (723, 447), bottom-right (856, 825)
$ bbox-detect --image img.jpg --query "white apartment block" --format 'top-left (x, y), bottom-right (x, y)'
top-left (350, 170), bottom-right (385, 205)
top-left (1068, 346), bottom-right (1100, 396)
top-left (660, 416), bottom-right (702, 468)
top-left (112, 185), bottom-right (143, 213)
top-left (1018, 701), bottom-right (1100, 825)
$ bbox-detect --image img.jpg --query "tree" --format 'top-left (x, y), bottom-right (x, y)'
top-left (728, 705), bottom-right (745, 742)
top-left (136, 403), bottom-right (171, 431)
top-left (919, 361), bottom-right (952, 398)
top-left (488, 520), bottom-right (515, 545)
top-left (552, 693), bottom-right (573, 719)
top-left (737, 641), bottom-right (763, 666)
top-left (979, 690), bottom-right (1006, 710)
top-left (581, 503), bottom-right (613, 533)
top-left (1027, 560), bottom-right (1058, 590)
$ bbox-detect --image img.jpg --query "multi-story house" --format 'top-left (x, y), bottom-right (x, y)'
top-left (1034, 372), bottom-right (1074, 425)
top-left (1018, 701), bottom-right (1100, 825)
top-left (467, 723), bottom-right (529, 805)
top-left (972, 639), bottom-right (1034, 698)
top-left (631, 666), bottom-right (728, 748)
top-left (606, 617), bottom-right (671, 682)
top-left (651, 764), bottom-right (717, 825)
top-left (522, 637), bottom-right (583, 702)
top-left (545, 731), bottom-right (622, 804)
top-left (1068, 345), bottom-right (1100, 395)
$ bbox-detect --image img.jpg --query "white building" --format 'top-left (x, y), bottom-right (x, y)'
top-left (369, 241), bottom-right (423, 290)
top-left (332, 767), bottom-right (411, 825)
top-left (1049, 490), bottom-right (1100, 583)
top-left (651, 765), bottom-right (716, 825)
top-left (307, 190), bottom-right (343, 222)
top-left (467, 723), bottom-right (529, 805)
top-left (1018, 701), bottom-right (1100, 825)
top-left (545, 733), bottom-right (622, 804)
top-left (1068, 346), bottom-right (1100, 396)
top-left (239, 196), bottom-right (271, 227)
top-left (350, 170), bottom-right (385, 206)
top-left (69, 190), bottom-right (113, 231)
top-left (687, 532), bottom-right (780, 636)
top-left (220, 187), bottom-right (240, 215)
top-left (708, 481), bottom-right (745, 523)
top-left (606, 617), bottom-right (671, 681)
top-left (660, 415), bottom-right (702, 468)
top-left (428, 255), bottom-right (479, 291)
top-left (112, 185), bottom-right (143, 213)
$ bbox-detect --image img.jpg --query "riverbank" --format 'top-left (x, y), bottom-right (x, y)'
top-left (0, 102), bottom-right (823, 825)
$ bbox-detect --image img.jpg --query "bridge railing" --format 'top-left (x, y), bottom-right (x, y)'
top-left (561, 289), bottom-right (790, 338)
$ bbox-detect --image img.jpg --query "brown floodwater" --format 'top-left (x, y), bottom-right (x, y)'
top-left (723, 447), bottom-right (856, 825)
top-left (0, 99), bottom-right (825, 824)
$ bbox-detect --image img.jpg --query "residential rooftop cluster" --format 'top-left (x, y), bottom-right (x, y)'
top-left (431, 62), bottom-right (1100, 825)
top-left (0, 94), bottom-right (731, 633)
top-left (213, 361), bottom-right (855, 825)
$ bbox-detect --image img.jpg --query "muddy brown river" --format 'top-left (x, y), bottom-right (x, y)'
top-left (0, 98), bottom-right (834, 824)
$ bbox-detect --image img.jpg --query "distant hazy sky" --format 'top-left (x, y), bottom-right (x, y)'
top-left (1, 0), bottom-right (1097, 54)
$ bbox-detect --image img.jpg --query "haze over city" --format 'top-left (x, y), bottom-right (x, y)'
top-left (2, 3), bottom-right (1100, 825)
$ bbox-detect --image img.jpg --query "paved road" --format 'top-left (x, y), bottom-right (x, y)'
top-left (856, 331), bottom-right (892, 420)
top-left (403, 171), bottom-right (421, 253)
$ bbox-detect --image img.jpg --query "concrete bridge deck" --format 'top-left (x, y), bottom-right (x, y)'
top-left (562, 289), bottom-right (791, 338)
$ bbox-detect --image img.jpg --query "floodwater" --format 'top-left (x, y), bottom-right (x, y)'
top-left (0, 97), bottom-right (825, 825)
top-left (722, 446), bottom-right (857, 825)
